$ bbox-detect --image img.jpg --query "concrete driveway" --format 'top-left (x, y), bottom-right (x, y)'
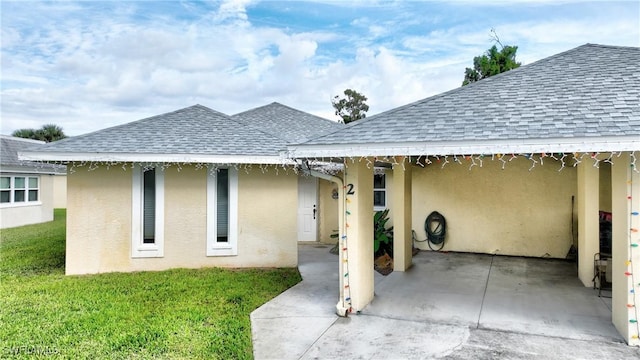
top-left (251, 244), bottom-right (640, 359)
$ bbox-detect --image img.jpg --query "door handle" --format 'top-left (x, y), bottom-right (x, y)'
top-left (313, 205), bottom-right (316, 220)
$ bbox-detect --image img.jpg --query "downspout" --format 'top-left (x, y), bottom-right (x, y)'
top-left (299, 163), bottom-right (350, 317)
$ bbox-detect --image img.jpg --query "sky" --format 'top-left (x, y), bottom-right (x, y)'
top-left (1, 1), bottom-right (639, 136)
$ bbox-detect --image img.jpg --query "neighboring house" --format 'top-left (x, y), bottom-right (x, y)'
top-left (287, 44), bottom-right (640, 345)
top-left (19, 103), bottom-right (342, 275)
top-left (0, 135), bottom-right (66, 229)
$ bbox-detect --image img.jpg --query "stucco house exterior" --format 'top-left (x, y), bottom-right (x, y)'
top-left (19, 103), bottom-right (342, 275)
top-left (18, 43), bottom-right (639, 345)
top-left (0, 135), bottom-right (66, 229)
top-left (287, 44), bottom-right (640, 345)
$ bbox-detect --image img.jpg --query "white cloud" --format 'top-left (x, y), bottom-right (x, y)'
top-left (1, 1), bottom-right (638, 135)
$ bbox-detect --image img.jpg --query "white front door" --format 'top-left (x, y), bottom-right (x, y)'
top-left (298, 175), bottom-right (318, 242)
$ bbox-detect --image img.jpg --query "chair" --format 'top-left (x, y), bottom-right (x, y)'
top-left (593, 252), bottom-right (612, 297)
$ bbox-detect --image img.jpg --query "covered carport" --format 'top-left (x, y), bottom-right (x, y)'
top-left (287, 44), bottom-right (640, 345)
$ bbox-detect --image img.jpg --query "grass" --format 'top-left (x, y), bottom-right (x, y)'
top-left (0, 209), bottom-right (301, 359)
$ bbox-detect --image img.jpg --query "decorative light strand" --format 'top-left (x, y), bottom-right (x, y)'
top-left (28, 151), bottom-right (639, 176)
top-left (627, 163), bottom-right (640, 342)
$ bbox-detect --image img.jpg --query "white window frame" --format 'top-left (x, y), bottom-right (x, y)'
top-left (131, 166), bottom-right (164, 258)
top-left (373, 172), bottom-right (387, 211)
top-left (207, 167), bottom-right (238, 256)
top-left (0, 175), bottom-right (41, 207)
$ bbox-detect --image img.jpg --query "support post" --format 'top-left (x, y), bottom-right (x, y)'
top-left (611, 152), bottom-right (640, 346)
top-left (577, 160), bottom-right (600, 287)
top-left (344, 158), bottom-right (374, 311)
top-left (393, 157), bottom-right (413, 271)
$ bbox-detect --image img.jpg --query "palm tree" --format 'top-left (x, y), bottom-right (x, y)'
top-left (12, 124), bottom-right (67, 142)
top-left (36, 124), bottom-right (67, 142)
top-left (11, 128), bottom-right (37, 139)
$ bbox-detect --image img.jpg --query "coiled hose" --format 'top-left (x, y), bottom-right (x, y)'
top-left (424, 211), bottom-right (446, 251)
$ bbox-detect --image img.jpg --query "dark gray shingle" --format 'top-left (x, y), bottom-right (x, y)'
top-left (302, 44), bottom-right (640, 146)
top-left (1, 136), bottom-right (65, 173)
top-left (231, 102), bottom-right (342, 143)
top-left (32, 105), bottom-right (288, 157)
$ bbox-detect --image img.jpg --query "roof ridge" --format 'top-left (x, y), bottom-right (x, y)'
top-left (0, 135), bottom-right (46, 144)
top-left (233, 102), bottom-right (336, 126)
top-left (269, 102), bottom-right (339, 126)
top-left (582, 43), bottom-right (640, 50)
top-left (227, 105), bottom-right (296, 144)
top-left (231, 102), bottom-right (342, 144)
top-left (43, 104), bottom-right (229, 147)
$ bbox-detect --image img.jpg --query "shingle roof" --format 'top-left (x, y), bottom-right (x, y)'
top-left (20, 103), bottom-right (339, 164)
top-left (0, 136), bottom-right (65, 173)
top-left (231, 102), bottom-right (342, 143)
top-left (24, 105), bottom-right (290, 162)
top-left (297, 44), bottom-right (640, 154)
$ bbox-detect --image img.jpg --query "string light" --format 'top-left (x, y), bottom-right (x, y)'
top-left (627, 164), bottom-right (639, 343)
top-left (43, 151), bottom-right (639, 176)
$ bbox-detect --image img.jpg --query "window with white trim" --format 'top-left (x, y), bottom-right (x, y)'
top-left (1, 176), bottom-right (39, 206)
top-left (207, 168), bottom-right (238, 256)
top-left (373, 173), bottom-right (386, 210)
top-left (131, 167), bottom-right (164, 258)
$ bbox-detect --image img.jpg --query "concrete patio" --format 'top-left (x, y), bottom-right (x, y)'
top-left (251, 244), bottom-right (640, 359)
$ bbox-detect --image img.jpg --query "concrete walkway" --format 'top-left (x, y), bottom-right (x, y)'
top-left (251, 244), bottom-right (640, 359)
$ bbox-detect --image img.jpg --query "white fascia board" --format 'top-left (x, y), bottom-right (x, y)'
top-left (17, 151), bottom-right (294, 165)
top-left (287, 136), bottom-right (640, 158)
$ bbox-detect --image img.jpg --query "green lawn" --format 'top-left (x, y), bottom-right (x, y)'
top-left (0, 209), bottom-right (301, 359)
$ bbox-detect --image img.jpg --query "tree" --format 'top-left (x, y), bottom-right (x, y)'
top-left (331, 89), bottom-right (369, 124)
top-left (11, 128), bottom-right (37, 139)
top-left (462, 30), bottom-right (521, 86)
top-left (12, 124), bottom-right (67, 142)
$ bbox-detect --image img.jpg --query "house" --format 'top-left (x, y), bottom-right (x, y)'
top-left (0, 135), bottom-right (66, 228)
top-left (18, 44), bottom-right (639, 345)
top-left (19, 103), bottom-right (342, 275)
top-left (287, 44), bottom-right (640, 345)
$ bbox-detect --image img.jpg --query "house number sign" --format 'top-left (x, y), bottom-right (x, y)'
top-left (346, 184), bottom-right (355, 195)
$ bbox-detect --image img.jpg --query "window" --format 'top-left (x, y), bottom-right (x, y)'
top-left (143, 169), bottom-right (156, 244)
top-left (132, 167), bottom-right (164, 258)
top-left (374, 173), bottom-right (386, 210)
top-left (207, 168), bottom-right (238, 256)
top-left (0, 176), bottom-right (39, 205)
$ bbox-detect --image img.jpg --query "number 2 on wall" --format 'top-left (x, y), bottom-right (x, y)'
top-left (346, 184), bottom-right (355, 195)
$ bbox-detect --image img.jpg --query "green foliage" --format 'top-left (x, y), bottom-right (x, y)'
top-left (11, 124), bottom-right (67, 142)
top-left (374, 209), bottom-right (393, 257)
top-left (0, 210), bottom-right (301, 359)
top-left (462, 33), bottom-right (521, 86)
top-left (331, 88), bottom-right (369, 124)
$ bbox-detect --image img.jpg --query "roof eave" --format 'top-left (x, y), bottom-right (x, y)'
top-left (287, 136), bottom-right (640, 158)
top-left (18, 151), bottom-right (293, 165)
top-left (0, 164), bottom-right (65, 175)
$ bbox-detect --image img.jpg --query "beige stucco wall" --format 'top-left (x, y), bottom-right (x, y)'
top-left (599, 162), bottom-right (612, 213)
top-left (66, 165), bottom-right (298, 275)
top-left (0, 174), bottom-right (55, 229)
top-left (52, 174), bottom-right (67, 209)
top-left (411, 157), bottom-right (577, 258)
top-left (318, 178), bottom-right (340, 243)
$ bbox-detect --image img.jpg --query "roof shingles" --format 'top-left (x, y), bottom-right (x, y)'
top-left (33, 105), bottom-right (288, 157)
top-left (21, 103), bottom-right (340, 163)
top-left (301, 44), bottom-right (640, 147)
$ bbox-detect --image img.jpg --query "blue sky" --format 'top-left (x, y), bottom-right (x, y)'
top-left (1, 0), bottom-right (639, 136)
